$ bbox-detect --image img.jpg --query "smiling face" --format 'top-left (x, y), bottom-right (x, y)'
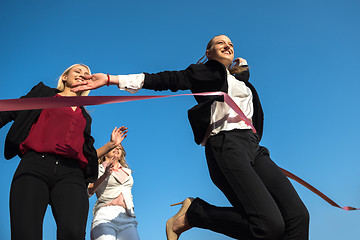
top-left (62, 65), bottom-right (90, 88)
top-left (205, 35), bottom-right (234, 68)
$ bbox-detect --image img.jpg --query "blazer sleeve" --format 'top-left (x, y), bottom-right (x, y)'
top-left (234, 66), bottom-right (250, 82)
top-left (0, 82), bottom-right (49, 129)
top-left (143, 68), bottom-right (193, 92)
top-left (142, 61), bottom-right (228, 93)
top-left (0, 111), bottom-right (17, 129)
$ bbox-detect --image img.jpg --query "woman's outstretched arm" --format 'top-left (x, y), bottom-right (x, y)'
top-left (88, 161), bottom-right (114, 196)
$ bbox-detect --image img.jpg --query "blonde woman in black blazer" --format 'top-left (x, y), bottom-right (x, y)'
top-left (73, 35), bottom-right (310, 240)
top-left (0, 64), bottom-right (124, 240)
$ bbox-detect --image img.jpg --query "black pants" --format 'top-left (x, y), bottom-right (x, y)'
top-left (187, 129), bottom-right (309, 240)
top-left (10, 151), bottom-right (89, 240)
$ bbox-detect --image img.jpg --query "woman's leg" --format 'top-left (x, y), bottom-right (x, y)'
top-left (91, 208), bottom-right (139, 240)
top-left (49, 156), bottom-right (89, 240)
top-left (253, 147), bottom-right (309, 240)
top-left (10, 152), bottom-right (50, 240)
top-left (91, 222), bottom-right (117, 240)
top-left (116, 224), bottom-right (140, 240)
top-left (187, 130), bottom-right (285, 240)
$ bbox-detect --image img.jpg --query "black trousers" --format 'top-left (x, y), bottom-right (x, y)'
top-left (10, 151), bottom-right (89, 240)
top-left (187, 129), bottom-right (309, 240)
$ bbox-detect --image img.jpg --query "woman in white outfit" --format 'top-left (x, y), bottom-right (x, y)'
top-left (88, 140), bottom-right (139, 240)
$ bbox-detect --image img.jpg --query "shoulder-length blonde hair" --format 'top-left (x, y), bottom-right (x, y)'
top-left (197, 35), bottom-right (249, 75)
top-left (98, 144), bottom-right (129, 169)
top-left (57, 64), bottom-right (91, 96)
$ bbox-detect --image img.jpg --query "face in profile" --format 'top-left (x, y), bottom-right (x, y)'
top-left (206, 35), bottom-right (234, 67)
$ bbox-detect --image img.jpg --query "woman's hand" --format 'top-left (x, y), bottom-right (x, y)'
top-left (71, 73), bottom-right (116, 92)
top-left (110, 126), bottom-right (128, 147)
top-left (229, 57), bottom-right (249, 75)
top-left (96, 126), bottom-right (128, 159)
top-left (104, 161), bottom-right (115, 177)
top-left (232, 57), bottom-right (248, 67)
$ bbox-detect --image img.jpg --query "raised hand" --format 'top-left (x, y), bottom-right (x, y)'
top-left (110, 126), bottom-right (128, 147)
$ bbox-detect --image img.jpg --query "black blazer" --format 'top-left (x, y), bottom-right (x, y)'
top-left (0, 82), bottom-right (98, 183)
top-left (143, 59), bottom-right (264, 144)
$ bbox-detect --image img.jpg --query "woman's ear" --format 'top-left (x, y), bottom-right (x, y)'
top-left (62, 74), bottom-right (67, 82)
top-left (205, 49), bottom-right (211, 59)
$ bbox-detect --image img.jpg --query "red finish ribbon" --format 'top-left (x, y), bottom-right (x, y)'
top-left (0, 91), bottom-right (358, 210)
top-left (280, 168), bottom-right (359, 211)
top-left (0, 91), bottom-right (256, 132)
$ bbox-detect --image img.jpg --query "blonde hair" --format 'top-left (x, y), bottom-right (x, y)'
top-left (197, 35), bottom-right (249, 75)
top-left (98, 144), bottom-right (129, 169)
top-left (57, 64), bottom-right (91, 96)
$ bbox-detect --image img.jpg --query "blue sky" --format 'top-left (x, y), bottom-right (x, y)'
top-left (1, 0), bottom-right (360, 239)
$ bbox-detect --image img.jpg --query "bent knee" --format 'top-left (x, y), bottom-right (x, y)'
top-left (251, 218), bottom-right (285, 240)
top-left (293, 205), bottom-right (310, 227)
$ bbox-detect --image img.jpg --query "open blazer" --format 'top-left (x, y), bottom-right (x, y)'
top-left (143, 59), bottom-right (264, 144)
top-left (0, 82), bottom-right (98, 183)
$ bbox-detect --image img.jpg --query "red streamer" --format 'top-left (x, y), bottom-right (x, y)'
top-left (0, 91), bottom-right (358, 210)
top-left (280, 168), bottom-right (359, 211)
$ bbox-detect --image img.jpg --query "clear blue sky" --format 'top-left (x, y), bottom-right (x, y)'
top-left (1, 0), bottom-right (359, 239)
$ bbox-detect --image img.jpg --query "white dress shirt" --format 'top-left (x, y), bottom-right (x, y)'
top-left (201, 70), bottom-right (253, 145)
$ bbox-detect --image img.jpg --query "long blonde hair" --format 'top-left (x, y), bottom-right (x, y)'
top-left (57, 64), bottom-right (91, 96)
top-left (197, 35), bottom-right (249, 75)
top-left (98, 144), bottom-right (129, 169)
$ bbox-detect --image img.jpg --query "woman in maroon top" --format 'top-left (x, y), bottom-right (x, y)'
top-left (0, 64), bottom-right (127, 240)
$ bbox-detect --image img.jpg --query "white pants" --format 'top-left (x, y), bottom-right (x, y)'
top-left (91, 206), bottom-right (140, 240)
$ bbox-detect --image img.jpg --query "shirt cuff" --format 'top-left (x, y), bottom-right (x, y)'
top-left (239, 60), bottom-right (248, 66)
top-left (118, 73), bottom-right (145, 94)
